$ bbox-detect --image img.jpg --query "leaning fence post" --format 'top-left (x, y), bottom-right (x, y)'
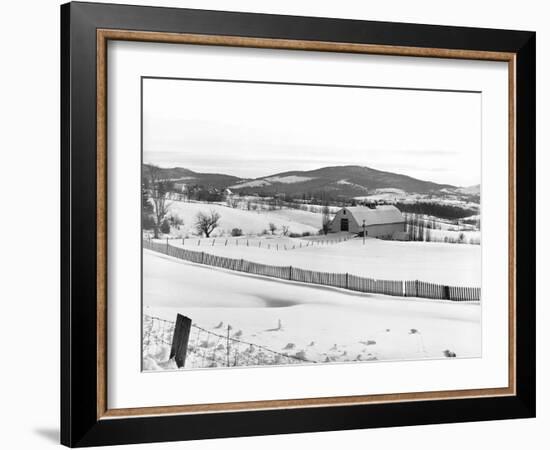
top-left (170, 314), bottom-right (192, 368)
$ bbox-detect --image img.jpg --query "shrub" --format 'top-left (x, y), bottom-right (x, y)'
top-left (160, 218), bottom-right (171, 234)
top-left (170, 214), bottom-right (184, 226)
top-left (231, 228), bottom-right (243, 237)
top-left (301, 231), bottom-right (311, 237)
top-left (288, 232), bottom-right (301, 238)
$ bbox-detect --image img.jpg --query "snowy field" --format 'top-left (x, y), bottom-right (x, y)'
top-left (161, 236), bottom-right (481, 286)
top-left (167, 200), bottom-right (320, 236)
top-left (142, 250), bottom-right (481, 371)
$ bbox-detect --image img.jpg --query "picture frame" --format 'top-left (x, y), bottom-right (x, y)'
top-left (60, 1), bottom-right (536, 447)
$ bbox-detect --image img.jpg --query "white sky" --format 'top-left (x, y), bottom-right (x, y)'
top-left (143, 78), bottom-right (481, 187)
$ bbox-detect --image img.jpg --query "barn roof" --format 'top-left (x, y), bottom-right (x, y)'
top-left (345, 205), bottom-right (404, 226)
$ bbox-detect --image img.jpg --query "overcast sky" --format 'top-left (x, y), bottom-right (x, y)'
top-left (143, 78), bottom-right (481, 187)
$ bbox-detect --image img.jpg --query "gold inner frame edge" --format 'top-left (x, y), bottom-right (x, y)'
top-left (95, 29), bottom-right (517, 420)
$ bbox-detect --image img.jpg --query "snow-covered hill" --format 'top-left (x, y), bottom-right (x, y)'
top-left (142, 250), bottom-right (481, 370)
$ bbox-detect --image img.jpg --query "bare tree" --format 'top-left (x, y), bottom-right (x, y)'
top-left (321, 204), bottom-right (331, 235)
top-left (226, 196), bottom-right (238, 209)
top-left (425, 227), bottom-right (431, 242)
top-left (147, 165), bottom-right (173, 238)
top-left (268, 222), bottom-right (277, 235)
top-left (281, 225), bottom-right (289, 236)
top-left (195, 210), bottom-right (221, 237)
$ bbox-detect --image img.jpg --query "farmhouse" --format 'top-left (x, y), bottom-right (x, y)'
top-left (328, 205), bottom-right (405, 239)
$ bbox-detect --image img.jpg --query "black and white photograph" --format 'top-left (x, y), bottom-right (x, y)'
top-left (141, 77), bottom-right (482, 371)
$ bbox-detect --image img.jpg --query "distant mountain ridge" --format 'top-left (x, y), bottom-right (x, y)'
top-left (143, 164), bottom-right (461, 197)
top-left (229, 165), bottom-right (456, 197)
top-left (142, 165), bottom-right (243, 189)
top-left (456, 184), bottom-right (480, 195)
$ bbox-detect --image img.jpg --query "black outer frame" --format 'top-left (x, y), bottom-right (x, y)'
top-left (61, 1), bottom-right (536, 447)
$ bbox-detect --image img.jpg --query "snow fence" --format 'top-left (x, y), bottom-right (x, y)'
top-left (143, 239), bottom-right (480, 302)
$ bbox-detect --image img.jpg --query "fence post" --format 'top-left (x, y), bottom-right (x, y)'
top-left (289, 266), bottom-right (293, 280)
top-left (346, 272), bottom-right (349, 289)
top-left (170, 314), bottom-right (192, 368)
top-left (226, 325), bottom-right (231, 367)
top-left (166, 237), bottom-right (169, 253)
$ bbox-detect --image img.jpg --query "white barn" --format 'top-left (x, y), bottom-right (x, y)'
top-left (328, 205), bottom-right (405, 239)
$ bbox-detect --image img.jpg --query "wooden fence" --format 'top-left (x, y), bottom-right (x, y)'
top-left (144, 240), bottom-right (480, 302)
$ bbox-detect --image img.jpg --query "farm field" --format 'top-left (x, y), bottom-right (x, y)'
top-left (161, 200), bottom-right (481, 249)
top-left (142, 250), bottom-right (481, 371)
top-left (160, 235), bottom-right (481, 286)
top-left (167, 200), bottom-right (320, 236)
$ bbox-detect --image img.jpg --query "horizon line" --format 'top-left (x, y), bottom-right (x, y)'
top-left (142, 161), bottom-right (480, 189)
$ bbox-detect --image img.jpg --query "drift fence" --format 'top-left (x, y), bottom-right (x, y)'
top-left (143, 314), bottom-right (310, 369)
top-left (144, 240), bottom-right (480, 302)
top-left (144, 234), bottom-right (352, 251)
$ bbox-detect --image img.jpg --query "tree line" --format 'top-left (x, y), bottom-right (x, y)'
top-left (395, 202), bottom-right (477, 220)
